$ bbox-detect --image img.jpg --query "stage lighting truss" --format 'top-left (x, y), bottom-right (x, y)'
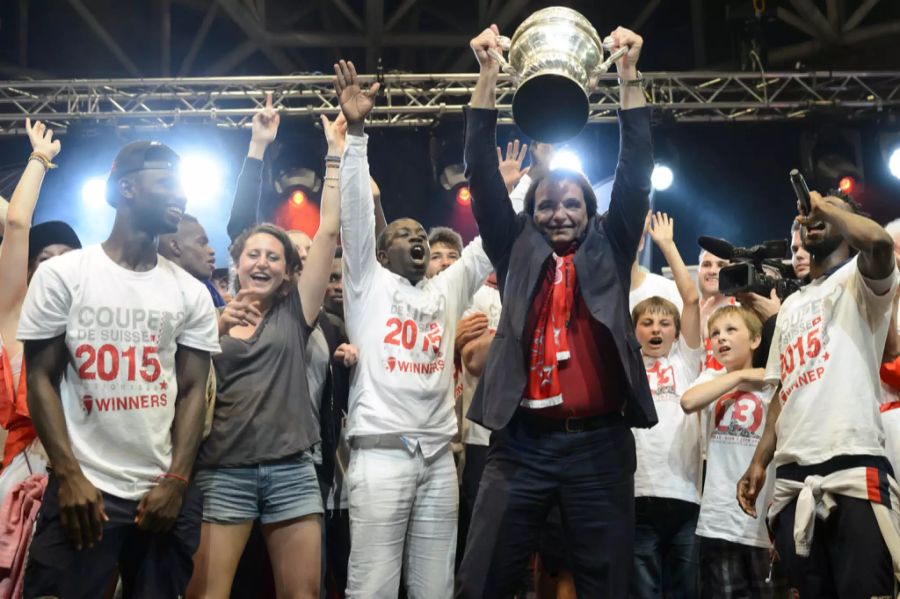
top-left (0, 71), bottom-right (899, 134)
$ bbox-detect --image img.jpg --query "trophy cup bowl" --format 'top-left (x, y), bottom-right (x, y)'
top-left (489, 7), bottom-right (625, 143)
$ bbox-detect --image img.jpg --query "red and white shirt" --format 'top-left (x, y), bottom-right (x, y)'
top-left (340, 134), bottom-right (492, 458)
top-left (17, 246), bottom-right (220, 500)
top-left (634, 340), bottom-right (705, 503)
top-left (690, 369), bottom-right (776, 548)
top-left (764, 257), bottom-right (898, 467)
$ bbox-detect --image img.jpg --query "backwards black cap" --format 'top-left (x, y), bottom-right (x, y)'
top-left (28, 220), bottom-right (81, 264)
top-left (109, 140), bottom-right (180, 180)
top-left (107, 141), bottom-right (180, 206)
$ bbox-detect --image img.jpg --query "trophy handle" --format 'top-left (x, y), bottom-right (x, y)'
top-left (595, 36), bottom-right (629, 76)
top-left (487, 35), bottom-right (518, 81)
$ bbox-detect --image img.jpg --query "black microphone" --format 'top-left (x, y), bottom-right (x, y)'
top-left (697, 236), bottom-right (736, 260)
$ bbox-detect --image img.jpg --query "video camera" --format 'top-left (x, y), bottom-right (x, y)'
top-left (698, 236), bottom-right (803, 300)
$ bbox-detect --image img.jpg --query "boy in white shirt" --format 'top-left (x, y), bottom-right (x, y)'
top-left (738, 190), bottom-right (899, 597)
top-left (630, 213), bottom-right (704, 598)
top-left (337, 60), bottom-right (492, 599)
top-left (681, 306), bottom-right (779, 598)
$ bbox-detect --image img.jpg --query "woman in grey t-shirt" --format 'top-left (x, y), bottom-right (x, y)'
top-left (187, 88), bottom-right (349, 598)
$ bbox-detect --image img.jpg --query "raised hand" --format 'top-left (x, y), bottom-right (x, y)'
top-left (497, 139), bottom-right (529, 192)
top-left (469, 24), bottom-right (502, 74)
top-left (334, 60), bottom-right (380, 130)
top-left (607, 26), bottom-right (643, 78)
top-left (251, 91), bottom-right (280, 149)
top-left (648, 212), bottom-right (675, 248)
top-left (25, 118), bottom-right (61, 161)
top-left (320, 111), bottom-right (348, 155)
top-left (529, 142), bottom-right (555, 181)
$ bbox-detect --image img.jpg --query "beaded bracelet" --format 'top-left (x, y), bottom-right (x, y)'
top-left (29, 151), bottom-right (57, 170)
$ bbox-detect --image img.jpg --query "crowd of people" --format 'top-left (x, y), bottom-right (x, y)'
top-left (0, 23), bottom-right (899, 599)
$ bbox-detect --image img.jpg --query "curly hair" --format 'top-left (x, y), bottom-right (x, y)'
top-left (229, 223), bottom-right (302, 300)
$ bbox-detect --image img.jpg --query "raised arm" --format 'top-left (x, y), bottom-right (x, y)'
top-left (337, 60), bottom-right (381, 302)
top-left (0, 119), bottom-right (60, 334)
top-left (135, 345), bottom-right (210, 532)
top-left (0, 194), bottom-right (8, 238)
top-left (297, 111), bottom-right (347, 327)
top-left (649, 212), bottom-right (701, 349)
top-left (681, 368), bottom-right (765, 414)
top-left (464, 26), bottom-right (521, 271)
top-left (227, 92), bottom-right (279, 241)
top-left (26, 335), bottom-right (108, 550)
top-left (804, 191), bottom-right (895, 281)
top-left (603, 28), bottom-right (653, 259)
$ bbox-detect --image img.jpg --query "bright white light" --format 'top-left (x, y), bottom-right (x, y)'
top-left (81, 177), bottom-right (107, 209)
top-left (180, 153), bottom-right (224, 207)
top-left (889, 148), bottom-right (900, 180)
top-left (550, 149), bottom-right (583, 174)
top-left (651, 165), bottom-right (674, 191)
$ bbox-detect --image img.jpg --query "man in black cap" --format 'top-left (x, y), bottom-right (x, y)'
top-left (18, 140), bottom-right (220, 598)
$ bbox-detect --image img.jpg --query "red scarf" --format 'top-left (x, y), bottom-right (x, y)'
top-left (523, 254), bottom-right (575, 409)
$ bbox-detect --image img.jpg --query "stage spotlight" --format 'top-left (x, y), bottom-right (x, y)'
top-left (180, 153), bottom-right (224, 207)
top-left (889, 147), bottom-right (900, 180)
top-left (290, 189), bottom-right (307, 206)
top-left (838, 175), bottom-right (856, 194)
top-left (651, 165), bottom-right (674, 191)
top-left (456, 186), bottom-right (471, 206)
top-left (81, 176), bottom-right (107, 209)
top-left (550, 149), bottom-right (583, 174)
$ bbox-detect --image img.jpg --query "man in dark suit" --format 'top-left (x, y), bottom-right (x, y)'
top-left (456, 24), bottom-right (656, 598)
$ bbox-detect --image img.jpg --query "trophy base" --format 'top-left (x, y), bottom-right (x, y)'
top-left (513, 74), bottom-right (589, 143)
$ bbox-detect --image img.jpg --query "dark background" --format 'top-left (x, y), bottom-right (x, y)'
top-left (0, 0), bottom-right (898, 269)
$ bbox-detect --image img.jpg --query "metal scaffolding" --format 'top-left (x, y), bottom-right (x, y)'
top-left (1, 70), bottom-right (899, 133)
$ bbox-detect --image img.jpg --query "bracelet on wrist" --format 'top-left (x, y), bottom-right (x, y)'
top-left (29, 151), bottom-right (57, 170)
top-left (154, 472), bottom-right (189, 485)
top-left (617, 71), bottom-right (644, 88)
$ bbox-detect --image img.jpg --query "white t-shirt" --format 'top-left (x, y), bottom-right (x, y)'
top-left (340, 134), bottom-right (492, 459)
top-left (17, 246), bottom-right (220, 500)
top-left (460, 284), bottom-right (502, 447)
top-left (634, 339), bottom-right (705, 503)
top-left (764, 257), bottom-right (898, 467)
top-left (629, 271), bottom-right (684, 314)
top-left (690, 369), bottom-right (776, 547)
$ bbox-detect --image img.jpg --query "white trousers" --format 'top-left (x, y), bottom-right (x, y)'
top-left (345, 446), bottom-right (458, 599)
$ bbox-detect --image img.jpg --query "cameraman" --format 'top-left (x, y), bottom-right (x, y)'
top-left (737, 189), bottom-right (899, 597)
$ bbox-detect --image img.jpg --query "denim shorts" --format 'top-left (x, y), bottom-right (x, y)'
top-left (194, 451), bottom-right (324, 525)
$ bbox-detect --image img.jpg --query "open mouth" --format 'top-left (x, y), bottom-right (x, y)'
top-left (717, 344), bottom-right (732, 357)
top-left (648, 336), bottom-right (664, 348)
top-left (165, 206), bottom-right (184, 220)
top-left (250, 272), bottom-right (271, 283)
top-left (807, 221), bottom-right (826, 232)
top-left (410, 244), bottom-right (426, 261)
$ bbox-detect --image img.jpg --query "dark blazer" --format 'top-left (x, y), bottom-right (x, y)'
top-left (463, 106), bottom-right (657, 430)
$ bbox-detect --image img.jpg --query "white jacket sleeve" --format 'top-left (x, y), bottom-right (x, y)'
top-left (340, 133), bottom-right (379, 301)
top-left (509, 173), bottom-right (532, 214)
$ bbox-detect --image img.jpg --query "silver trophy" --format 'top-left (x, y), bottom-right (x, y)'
top-left (487, 7), bottom-right (627, 143)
